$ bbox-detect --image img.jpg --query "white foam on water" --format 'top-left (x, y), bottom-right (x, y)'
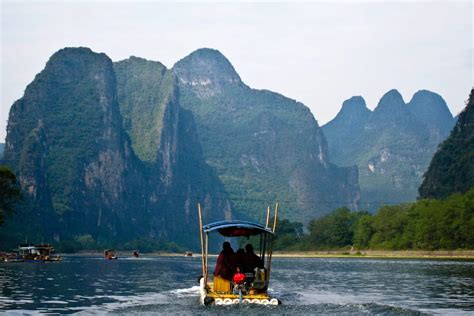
top-left (169, 286), bottom-right (201, 297)
top-left (1, 309), bottom-right (44, 315)
top-left (297, 289), bottom-right (372, 306)
top-left (40, 300), bottom-right (69, 304)
top-left (63, 291), bottom-right (172, 314)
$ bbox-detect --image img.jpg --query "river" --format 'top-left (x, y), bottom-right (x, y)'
top-left (1, 256), bottom-right (473, 314)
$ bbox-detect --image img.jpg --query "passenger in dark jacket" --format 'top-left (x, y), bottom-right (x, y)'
top-left (244, 244), bottom-right (264, 273)
top-left (214, 241), bottom-right (234, 280)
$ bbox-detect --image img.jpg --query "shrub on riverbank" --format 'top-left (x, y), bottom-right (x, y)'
top-left (280, 187), bottom-right (474, 251)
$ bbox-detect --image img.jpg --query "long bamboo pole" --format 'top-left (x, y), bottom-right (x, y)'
top-left (205, 233), bottom-right (209, 286)
top-left (267, 202), bottom-right (279, 280)
top-left (198, 203), bottom-right (206, 285)
top-left (272, 202), bottom-right (279, 232)
top-left (265, 206), bottom-right (270, 228)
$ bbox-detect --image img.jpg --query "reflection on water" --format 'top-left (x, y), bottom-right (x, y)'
top-left (1, 256), bottom-right (473, 314)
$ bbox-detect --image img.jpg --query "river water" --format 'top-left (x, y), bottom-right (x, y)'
top-left (0, 256), bottom-right (473, 315)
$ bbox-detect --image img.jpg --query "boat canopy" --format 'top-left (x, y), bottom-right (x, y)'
top-left (202, 220), bottom-right (274, 237)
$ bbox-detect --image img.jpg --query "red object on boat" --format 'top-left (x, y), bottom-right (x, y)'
top-left (232, 272), bottom-right (246, 284)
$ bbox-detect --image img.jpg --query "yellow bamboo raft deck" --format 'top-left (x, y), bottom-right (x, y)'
top-left (201, 277), bottom-right (279, 305)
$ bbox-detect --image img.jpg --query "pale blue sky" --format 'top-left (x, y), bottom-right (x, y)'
top-left (1, 1), bottom-right (472, 142)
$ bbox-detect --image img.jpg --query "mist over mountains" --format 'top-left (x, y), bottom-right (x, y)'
top-left (0, 46), bottom-right (456, 248)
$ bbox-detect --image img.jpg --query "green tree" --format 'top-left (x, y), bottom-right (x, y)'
top-left (306, 207), bottom-right (365, 249)
top-left (0, 165), bottom-right (22, 225)
top-left (353, 214), bottom-right (374, 249)
top-left (273, 219), bottom-right (303, 250)
top-left (369, 204), bottom-right (411, 249)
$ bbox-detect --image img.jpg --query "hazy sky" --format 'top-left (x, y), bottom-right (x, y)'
top-left (1, 0), bottom-right (472, 142)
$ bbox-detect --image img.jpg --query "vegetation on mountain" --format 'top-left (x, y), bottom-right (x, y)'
top-left (114, 57), bottom-right (176, 162)
top-left (419, 88), bottom-right (474, 199)
top-left (322, 89), bottom-right (455, 211)
top-left (174, 48), bottom-right (359, 221)
top-left (0, 166), bottom-right (22, 225)
top-left (0, 47), bottom-right (231, 251)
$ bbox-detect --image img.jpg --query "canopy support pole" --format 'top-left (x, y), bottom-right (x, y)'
top-left (198, 203), bottom-right (206, 287)
top-left (265, 206), bottom-right (270, 228)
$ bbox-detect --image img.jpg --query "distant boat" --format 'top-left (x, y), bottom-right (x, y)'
top-left (1, 251), bottom-right (23, 262)
top-left (133, 250), bottom-right (140, 258)
top-left (17, 244), bottom-right (61, 262)
top-left (104, 249), bottom-right (118, 260)
top-left (184, 251), bottom-right (193, 257)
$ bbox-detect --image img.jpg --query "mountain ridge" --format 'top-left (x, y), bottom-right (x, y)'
top-left (1, 47), bottom-right (232, 250)
top-left (173, 48), bottom-right (360, 221)
top-left (322, 88), bottom-right (455, 211)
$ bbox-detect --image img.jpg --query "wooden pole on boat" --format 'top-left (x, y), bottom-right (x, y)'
top-left (272, 202), bottom-right (279, 232)
top-left (205, 233), bottom-right (209, 286)
top-left (198, 203), bottom-right (206, 285)
top-left (267, 202), bottom-right (279, 280)
top-left (265, 206), bottom-right (271, 228)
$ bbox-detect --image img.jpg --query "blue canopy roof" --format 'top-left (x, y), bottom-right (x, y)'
top-left (202, 220), bottom-right (274, 237)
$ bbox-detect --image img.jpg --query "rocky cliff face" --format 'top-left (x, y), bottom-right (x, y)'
top-left (322, 89), bottom-right (455, 211)
top-left (173, 48), bottom-right (360, 221)
top-left (2, 48), bottom-right (231, 249)
top-left (419, 88), bottom-right (474, 199)
top-left (114, 56), bottom-right (232, 243)
top-left (4, 47), bottom-right (139, 242)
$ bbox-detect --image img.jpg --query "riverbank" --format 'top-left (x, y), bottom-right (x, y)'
top-left (271, 250), bottom-right (474, 260)
top-left (59, 249), bottom-right (474, 260)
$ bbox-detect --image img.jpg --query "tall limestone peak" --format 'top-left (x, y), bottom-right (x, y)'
top-left (173, 49), bottom-right (359, 222)
top-left (373, 89), bottom-right (406, 115)
top-left (408, 89), bottom-right (455, 137)
top-left (419, 88), bottom-right (474, 199)
top-left (333, 96), bottom-right (371, 122)
top-left (2, 47), bottom-right (232, 250)
top-left (323, 89), bottom-right (454, 212)
top-left (322, 96), bottom-right (371, 163)
top-left (173, 48), bottom-right (242, 98)
top-left (341, 96), bottom-right (368, 111)
top-left (4, 47), bottom-right (138, 241)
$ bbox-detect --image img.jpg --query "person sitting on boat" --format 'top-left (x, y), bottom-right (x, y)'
top-left (213, 241), bottom-right (234, 281)
top-left (232, 248), bottom-right (246, 271)
top-left (244, 244), bottom-right (264, 273)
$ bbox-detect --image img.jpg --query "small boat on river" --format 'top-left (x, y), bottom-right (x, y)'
top-left (104, 249), bottom-right (118, 260)
top-left (197, 203), bottom-right (281, 306)
top-left (17, 244), bottom-right (61, 262)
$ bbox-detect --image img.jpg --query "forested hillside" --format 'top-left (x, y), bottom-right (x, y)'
top-left (419, 88), bottom-right (474, 199)
top-left (174, 48), bottom-right (360, 221)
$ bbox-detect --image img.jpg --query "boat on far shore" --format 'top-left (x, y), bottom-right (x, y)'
top-left (2, 244), bottom-right (62, 262)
